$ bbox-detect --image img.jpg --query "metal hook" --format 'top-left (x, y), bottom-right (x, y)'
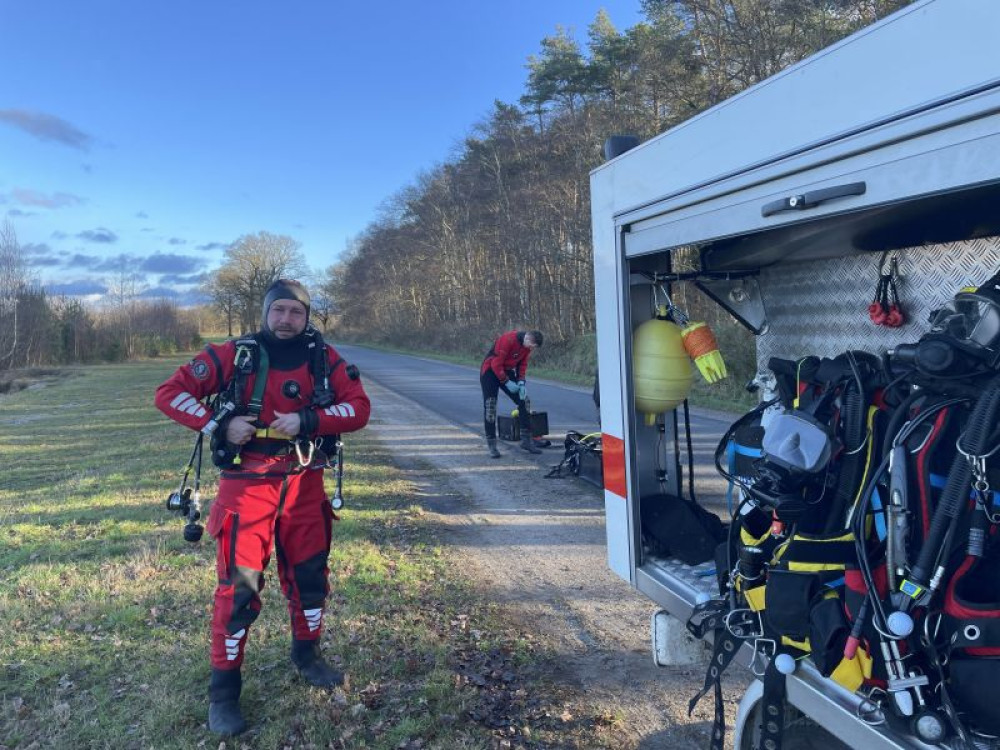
top-left (857, 689), bottom-right (887, 726)
top-left (294, 439), bottom-right (315, 468)
top-left (656, 284), bottom-right (690, 326)
top-left (724, 608), bottom-right (764, 640)
top-left (956, 432), bottom-right (1000, 462)
top-left (749, 637), bottom-right (776, 678)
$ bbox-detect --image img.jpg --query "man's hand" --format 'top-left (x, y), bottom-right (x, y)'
top-left (271, 411), bottom-right (302, 438)
top-left (517, 380), bottom-right (527, 400)
top-left (225, 415), bottom-right (257, 446)
top-left (504, 380), bottom-right (519, 396)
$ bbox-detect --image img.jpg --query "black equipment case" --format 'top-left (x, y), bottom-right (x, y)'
top-left (498, 412), bottom-right (549, 441)
top-left (576, 441), bottom-right (603, 488)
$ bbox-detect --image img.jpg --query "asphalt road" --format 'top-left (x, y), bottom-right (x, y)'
top-left (338, 345), bottom-right (737, 502)
top-left (337, 345), bottom-right (602, 438)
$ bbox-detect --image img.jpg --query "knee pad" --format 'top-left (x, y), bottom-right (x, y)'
top-left (293, 550), bottom-right (330, 609)
top-left (484, 397), bottom-right (497, 424)
top-left (230, 565), bottom-right (263, 631)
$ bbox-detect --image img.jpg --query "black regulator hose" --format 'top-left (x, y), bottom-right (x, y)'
top-left (827, 382), bottom-right (866, 534)
top-left (683, 400), bottom-right (696, 503)
top-left (879, 389), bottom-right (924, 461)
top-left (908, 378), bottom-right (1000, 596)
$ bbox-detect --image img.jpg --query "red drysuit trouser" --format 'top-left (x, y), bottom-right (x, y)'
top-left (205, 454), bottom-right (333, 669)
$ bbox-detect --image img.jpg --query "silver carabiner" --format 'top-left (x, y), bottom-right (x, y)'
top-left (294, 440), bottom-right (315, 468)
top-left (749, 637), bottom-right (776, 678)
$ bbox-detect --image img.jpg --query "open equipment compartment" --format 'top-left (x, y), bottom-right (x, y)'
top-left (590, 1), bottom-right (1000, 747)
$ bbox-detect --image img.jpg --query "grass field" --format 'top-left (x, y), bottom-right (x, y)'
top-left (0, 357), bottom-right (625, 749)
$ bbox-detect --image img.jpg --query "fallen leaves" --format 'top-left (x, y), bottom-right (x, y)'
top-left (52, 702), bottom-right (70, 724)
top-left (9, 696), bottom-right (29, 718)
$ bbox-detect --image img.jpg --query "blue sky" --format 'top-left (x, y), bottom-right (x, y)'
top-left (0, 1), bottom-right (642, 304)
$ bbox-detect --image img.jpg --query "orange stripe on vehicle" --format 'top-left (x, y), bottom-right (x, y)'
top-left (602, 433), bottom-right (627, 499)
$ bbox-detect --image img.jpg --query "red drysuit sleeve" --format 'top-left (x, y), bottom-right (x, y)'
top-left (154, 342), bottom-right (235, 431)
top-left (312, 344), bottom-right (371, 434)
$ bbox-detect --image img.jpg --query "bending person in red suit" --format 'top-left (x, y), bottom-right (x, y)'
top-left (480, 329), bottom-right (543, 457)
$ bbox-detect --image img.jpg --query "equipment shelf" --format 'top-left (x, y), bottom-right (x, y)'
top-left (638, 556), bottom-right (943, 750)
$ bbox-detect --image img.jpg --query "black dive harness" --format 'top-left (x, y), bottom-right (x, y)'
top-left (167, 328), bottom-right (349, 541)
top-left (209, 328), bottom-right (348, 503)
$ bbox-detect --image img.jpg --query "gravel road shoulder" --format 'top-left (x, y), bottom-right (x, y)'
top-left (362, 380), bottom-right (750, 749)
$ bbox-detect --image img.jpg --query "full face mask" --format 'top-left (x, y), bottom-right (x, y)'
top-left (894, 272), bottom-right (1000, 376)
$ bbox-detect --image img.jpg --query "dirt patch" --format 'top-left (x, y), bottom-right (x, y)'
top-left (362, 380), bottom-right (751, 749)
top-left (0, 367), bottom-right (66, 395)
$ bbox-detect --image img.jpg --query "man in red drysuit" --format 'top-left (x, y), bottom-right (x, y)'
top-left (154, 279), bottom-right (370, 736)
top-left (480, 329), bottom-right (543, 457)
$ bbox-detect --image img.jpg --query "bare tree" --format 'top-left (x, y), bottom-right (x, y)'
top-left (216, 232), bottom-right (307, 332)
top-left (103, 259), bottom-right (147, 360)
top-left (0, 221), bottom-right (25, 366)
top-left (225, 4), bottom-right (920, 370)
top-left (304, 268), bottom-right (336, 332)
top-left (202, 266), bottom-right (242, 337)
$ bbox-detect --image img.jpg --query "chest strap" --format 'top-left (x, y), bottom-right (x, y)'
top-left (234, 341), bottom-right (270, 419)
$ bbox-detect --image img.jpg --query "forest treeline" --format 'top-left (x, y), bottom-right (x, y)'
top-left (0, 222), bottom-right (201, 373)
top-left (325, 0), bottom-right (911, 360)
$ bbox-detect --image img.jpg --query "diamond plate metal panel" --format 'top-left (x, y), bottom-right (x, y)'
top-left (757, 237), bottom-right (1000, 369)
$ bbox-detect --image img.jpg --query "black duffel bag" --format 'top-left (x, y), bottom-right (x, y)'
top-left (640, 493), bottom-right (726, 565)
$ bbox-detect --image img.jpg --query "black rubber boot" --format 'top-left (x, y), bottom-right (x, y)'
top-left (520, 435), bottom-right (542, 454)
top-left (487, 438), bottom-right (501, 458)
top-left (291, 638), bottom-right (344, 688)
top-left (208, 668), bottom-right (247, 736)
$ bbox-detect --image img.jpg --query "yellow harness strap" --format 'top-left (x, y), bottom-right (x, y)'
top-left (254, 427), bottom-right (293, 440)
top-left (781, 635), bottom-right (811, 652)
top-left (744, 586), bottom-right (766, 612)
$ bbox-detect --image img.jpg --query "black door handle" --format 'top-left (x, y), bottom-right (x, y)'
top-left (761, 181), bottom-right (867, 217)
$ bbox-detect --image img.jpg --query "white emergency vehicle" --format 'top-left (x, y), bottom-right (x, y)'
top-left (590, 1), bottom-right (1000, 747)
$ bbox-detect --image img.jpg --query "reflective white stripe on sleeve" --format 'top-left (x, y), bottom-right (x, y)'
top-left (170, 392), bottom-right (194, 410)
top-left (184, 401), bottom-right (204, 415)
top-left (175, 396), bottom-right (197, 413)
top-left (336, 403), bottom-right (355, 418)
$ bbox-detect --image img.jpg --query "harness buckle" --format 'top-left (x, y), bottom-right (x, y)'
top-left (234, 344), bottom-right (255, 373)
